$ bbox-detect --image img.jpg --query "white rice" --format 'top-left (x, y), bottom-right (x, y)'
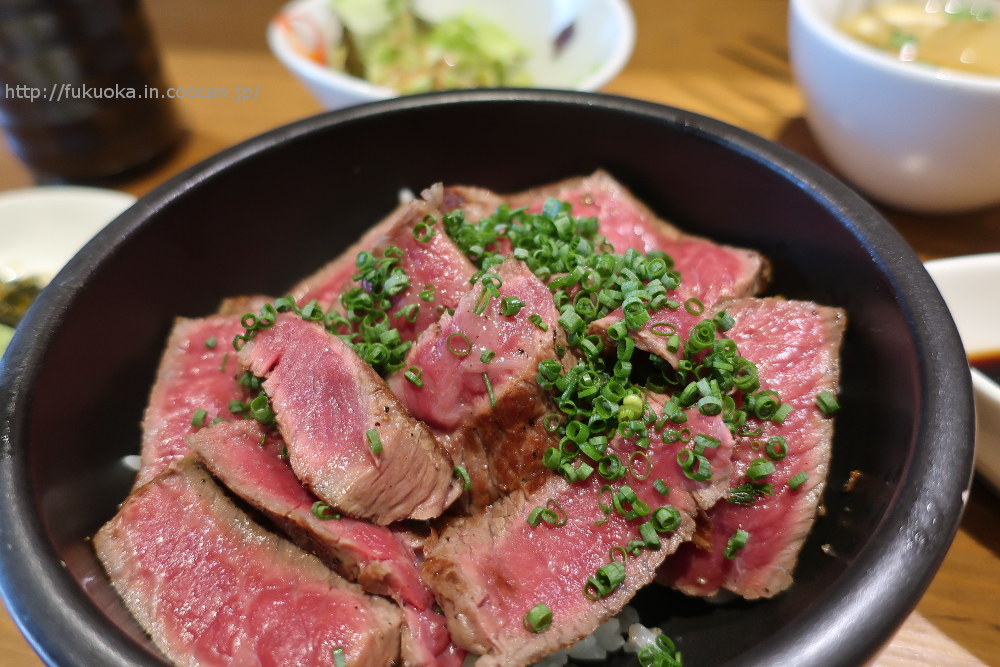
top-left (462, 605), bottom-right (658, 667)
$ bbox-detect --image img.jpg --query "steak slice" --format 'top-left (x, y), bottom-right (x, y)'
top-left (507, 170), bottom-right (769, 297)
top-left (657, 297), bottom-right (846, 599)
top-left (239, 314), bottom-right (460, 524)
top-left (389, 256), bottom-right (568, 511)
top-left (94, 456), bottom-right (402, 667)
top-left (134, 314), bottom-right (246, 489)
top-left (291, 195), bottom-right (476, 343)
top-left (188, 420), bottom-right (464, 667)
top-left (422, 406), bottom-right (734, 667)
top-left (508, 170), bottom-right (768, 367)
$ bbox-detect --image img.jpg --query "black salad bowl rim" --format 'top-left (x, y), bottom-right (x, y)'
top-left (0, 89), bottom-right (975, 667)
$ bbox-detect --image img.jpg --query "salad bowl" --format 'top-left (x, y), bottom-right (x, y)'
top-left (268, 0), bottom-right (636, 109)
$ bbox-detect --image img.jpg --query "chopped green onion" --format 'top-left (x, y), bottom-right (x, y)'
top-left (366, 428), bottom-right (383, 455)
top-left (816, 390), bottom-right (840, 415)
top-left (746, 457), bottom-right (776, 481)
top-left (501, 296), bottom-right (525, 317)
top-left (558, 309), bottom-right (585, 335)
top-left (789, 472), bottom-right (809, 490)
top-left (609, 546), bottom-right (628, 564)
top-left (598, 454), bottom-right (625, 480)
top-left (220, 352), bottom-right (229, 373)
top-left (693, 433), bottom-right (721, 454)
top-left (607, 321), bottom-right (628, 340)
top-left (592, 561), bottom-right (626, 598)
top-left (528, 498), bottom-right (569, 528)
top-left (528, 314), bottom-right (549, 331)
top-left (453, 465), bottom-right (472, 491)
top-left (684, 297), bottom-right (705, 315)
top-left (713, 310), bottom-right (735, 332)
top-left (250, 394), bottom-right (275, 425)
top-left (472, 288), bottom-right (492, 315)
top-left (480, 349), bottom-right (496, 364)
top-left (274, 295), bottom-right (296, 312)
top-left (412, 219), bottom-right (436, 242)
top-left (419, 285), bottom-right (436, 302)
top-left (543, 447), bottom-right (563, 470)
top-left (312, 501), bottom-right (341, 520)
top-left (446, 333), bottom-right (472, 357)
top-left (723, 529), bottom-right (749, 559)
top-left (649, 322), bottom-right (677, 337)
top-left (543, 413), bottom-right (561, 432)
top-left (396, 303), bottom-right (420, 323)
top-left (651, 506), bottom-right (682, 532)
top-left (728, 481), bottom-right (774, 505)
top-left (404, 366), bottom-right (424, 388)
top-left (639, 521), bottom-right (661, 549)
top-left (772, 403), bottom-right (793, 424)
top-left (333, 647), bottom-right (347, 667)
top-left (205, 337), bottom-right (217, 349)
top-left (191, 409), bottom-right (207, 428)
top-left (765, 436), bottom-right (788, 461)
top-left (653, 479), bottom-right (669, 496)
top-left (629, 451), bottom-right (651, 481)
top-left (524, 602), bottom-right (553, 633)
top-left (484, 373), bottom-right (496, 408)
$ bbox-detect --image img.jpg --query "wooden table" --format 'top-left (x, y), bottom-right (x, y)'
top-left (1, 0), bottom-right (998, 665)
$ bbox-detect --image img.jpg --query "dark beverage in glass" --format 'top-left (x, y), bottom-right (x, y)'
top-left (0, 0), bottom-right (183, 183)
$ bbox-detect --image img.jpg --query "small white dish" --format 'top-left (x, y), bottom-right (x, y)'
top-left (0, 186), bottom-right (136, 282)
top-left (268, 0), bottom-right (636, 111)
top-left (789, 0), bottom-right (1000, 214)
top-left (925, 253), bottom-right (1000, 491)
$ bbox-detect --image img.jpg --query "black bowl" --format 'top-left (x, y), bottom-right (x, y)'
top-left (0, 90), bottom-right (974, 667)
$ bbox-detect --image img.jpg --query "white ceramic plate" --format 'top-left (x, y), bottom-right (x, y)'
top-left (925, 254), bottom-right (1000, 491)
top-left (0, 186), bottom-right (135, 354)
top-left (0, 186), bottom-right (136, 283)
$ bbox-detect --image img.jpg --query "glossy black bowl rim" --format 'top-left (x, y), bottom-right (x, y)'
top-left (0, 89), bottom-right (975, 667)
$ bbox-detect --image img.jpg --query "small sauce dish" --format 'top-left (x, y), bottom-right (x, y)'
top-left (926, 253), bottom-right (1000, 491)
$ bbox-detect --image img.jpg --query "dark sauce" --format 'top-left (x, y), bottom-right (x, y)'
top-left (970, 351), bottom-right (1000, 385)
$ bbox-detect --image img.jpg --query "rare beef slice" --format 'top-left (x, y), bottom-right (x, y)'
top-left (390, 256), bottom-right (569, 511)
top-left (135, 315), bottom-right (246, 488)
top-left (658, 297), bottom-right (845, 599)
top-left (189, 420), bottom-right (464, 667)
top-left (291, 192), bottom-right (476, 343)
top-left (95, 457), bottom-right (402, 667)
top-left (506, 170), bottom-right (769, 298)
top-left (422, 406), bottom-right (734, 667)
top-left (513, 171), bottom-right (770, 368)
top-left (238, 313), bottom-right (460, 524)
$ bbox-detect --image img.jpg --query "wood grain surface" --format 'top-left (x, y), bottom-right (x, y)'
top-left (1, 0), bottom-right (998, 665)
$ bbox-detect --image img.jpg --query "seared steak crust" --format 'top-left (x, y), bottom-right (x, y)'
top-left (426, 183), bottom-right (505, 224)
